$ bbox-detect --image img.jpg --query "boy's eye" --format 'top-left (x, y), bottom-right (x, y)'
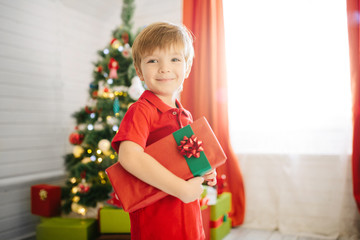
top-left (171, 58), bottom-right (181, 62)
top-left (147, 59), bottom-right (157, 63)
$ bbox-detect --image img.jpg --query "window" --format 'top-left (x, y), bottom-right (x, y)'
top-left (224, 0), bottom-right (352, 154)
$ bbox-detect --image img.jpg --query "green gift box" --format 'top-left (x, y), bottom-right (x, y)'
top-left (36, 217), bottom-right (97, 240)
top-left (210, 192), bottom-right (232, 240)
top-left (99, 206), bottom-right (130, 233)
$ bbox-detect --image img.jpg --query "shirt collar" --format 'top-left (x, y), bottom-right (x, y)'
top-left (140, 90), bottom-right (188, 116)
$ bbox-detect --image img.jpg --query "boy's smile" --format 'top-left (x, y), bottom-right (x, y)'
top-left (136, 46), bottom-right (191, 107)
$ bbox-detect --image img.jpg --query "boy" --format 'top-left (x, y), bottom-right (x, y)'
top-left (111, 22), bottom-right (216, 240)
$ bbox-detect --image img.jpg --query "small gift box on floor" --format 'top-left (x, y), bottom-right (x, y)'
top-left (36, 217), bottom-right (97, 240)
top-left (210, 192), bottom-right (232, 240)
top-left (106, 117), bottom-right (227, 212)
top-left (31, 184), bottom-right (61, 217)
top-left (99, 206), bottom-right (130, 234)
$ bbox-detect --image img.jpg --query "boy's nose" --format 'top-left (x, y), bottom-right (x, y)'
top-left (158, 63), bottom-right (170, 73)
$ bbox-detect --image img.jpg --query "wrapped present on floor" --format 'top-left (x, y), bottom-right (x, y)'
top-left (36, 217), bottom-right (97, 240)
top-left (31, 184), bottom-right (61, 217)
top-left (106, 117), bottom-right (227, 212)
top-left (99, 206), bottom-right (130, 233)
top-left (210, 192), bottom-right (232, 240)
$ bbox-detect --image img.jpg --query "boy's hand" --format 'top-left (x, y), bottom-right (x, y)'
top-left (203, 169), bottom-right (217, 186)
top-left (178, 177), bottom-right (204, 203)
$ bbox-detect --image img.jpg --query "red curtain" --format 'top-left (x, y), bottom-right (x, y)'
top-left (347, 0), bottom-right (360, 211)
top-left (182, 0), bottom-right (245, 226)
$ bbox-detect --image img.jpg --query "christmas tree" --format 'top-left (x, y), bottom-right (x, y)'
top-left (61, 0), bottom-right (144, 216)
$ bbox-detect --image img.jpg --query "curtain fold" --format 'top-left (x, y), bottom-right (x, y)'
top-left (182, 0), bottom-right (245, 226)
top-left (347, 0), bottom-right (360, 212)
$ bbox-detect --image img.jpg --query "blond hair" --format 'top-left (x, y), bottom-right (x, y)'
top-left (132, 22), bottom-right (194, 72)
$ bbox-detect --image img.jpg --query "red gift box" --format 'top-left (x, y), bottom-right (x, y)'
top-left (31, 184), bottom-right (61, 217)
top-left (106, 117), bottom-right (227, 212)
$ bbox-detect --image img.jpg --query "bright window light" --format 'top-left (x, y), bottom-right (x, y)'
top-left (224, 0), bottom-right (352, 155)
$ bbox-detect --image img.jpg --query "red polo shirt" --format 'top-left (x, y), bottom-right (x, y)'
top-left (111, 90), bottom-right (205, 240)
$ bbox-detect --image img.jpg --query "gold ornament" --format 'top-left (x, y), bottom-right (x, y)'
top-left (73, 145), bottom-right (84, 158)
top-left (72, 196), bottom-right (80, 203)
top-left (81, 157), bottom-right (91, 164)
top-left (71, 186), bottom-right (79, 194)
top-left (70, 177), bottom-right (77, 184)
top-left (39, 189), bottom-right (48, 201)
top-left (98, 139), bottom-right (111, 152)
top-left (98, 171), bottom-right (106, 179)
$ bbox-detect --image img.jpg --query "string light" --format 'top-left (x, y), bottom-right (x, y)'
top-left (96, 149), bottom-right (102, 155)
top-left (90, 113), bottom-right (96, 119)
top-left (118, 46), bottom-right (124, 52)
top-left (97, 158), bottom-right (103, 163)
top-left (110, 154), bottom-right (115, 159)
top-left (87, 149), bottom-right (92, 154)
top-left (90, 155), bottom-right (96, 161)
top-left (112, 125), bottom-right (119, 132)
top-left (107, 79), bottom-right (113, 85)
top-left (70, 177), bottom-right (77, 184)
top-left (103, 48), bottom-right (109, 54)
top-left (87, 124), bottom-right (94, 131)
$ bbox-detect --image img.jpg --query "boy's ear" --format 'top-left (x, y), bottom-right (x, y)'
top-left (135, 66), bottom-right (144, 81)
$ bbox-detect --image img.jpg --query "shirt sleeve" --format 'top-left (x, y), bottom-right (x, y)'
top-left (111, 102), bottom-right (152, 153)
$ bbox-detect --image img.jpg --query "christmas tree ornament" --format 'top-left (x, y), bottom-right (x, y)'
top-left (78, 124), bottom-right (86, 131)
top-left (81, 157), bottom-right (91, 164)
top-left (113, 98), bottom-right (120, 114)
top-left (110, 38), bottom-right (122, 49)
top-left (94, 122), bottom-right (104, 131)
top-left (122, 44), bottom-right (131, 58)
top-left (108, 58), bottom-right (119, 79)
top-left (69, 132), bottom-right (84, 145)
top-left (128, 76), bottom-right (145, 100)
top-left (70, 177), bottom-right (77, 184)
top-left (91, 90), bottom-right (98, 99)
top-left (90, 82), bottom-right (99, 89)
top-left (122, 32), bottom-right (129, 44)
top-left (98, 139), bottom-right (111, 152)
top-left (85, 106), bottom-right (94, 114)
top-left (72, 196), bottom-right (80, 203)
top-left (95, 65), bottom-right (103, 73)
top-left (73, 146), bottom-right (84, 158)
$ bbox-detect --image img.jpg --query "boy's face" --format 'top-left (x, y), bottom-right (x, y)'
top-left (135, 46), bottom-right (191, 100)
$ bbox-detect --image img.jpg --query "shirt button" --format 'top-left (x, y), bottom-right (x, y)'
top-left (172, 111), bottom-right (177, 115)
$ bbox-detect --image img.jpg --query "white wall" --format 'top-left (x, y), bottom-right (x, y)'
top-left (0, 0), bottom-right (181, 239)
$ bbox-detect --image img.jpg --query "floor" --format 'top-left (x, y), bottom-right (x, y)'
top-left (223, 227), bottom-right (352, 240)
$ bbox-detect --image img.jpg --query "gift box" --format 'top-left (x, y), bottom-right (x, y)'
top-left (99, 206), bottom-right (130, 233)
top-left (210, 192), bottom-right (232, 240)
top-left (106, 117), bottom-right (227, 212)
top-left (36, 217), bottom-right (97, 240)
top-left (31, 184), bottom-right (61, 217)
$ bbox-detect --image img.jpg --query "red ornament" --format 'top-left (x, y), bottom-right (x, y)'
top-left (85, 106), bottom-right (94, 114)
top-left (96, 65), bottom-right (103, 73)
top-left (108, 58), bottom-right (119, 79)
top-left (178, 135), bottom-right (204, 158)
top-left (122, 32), bottom-right (129, 44)
top-left (92, 90), bottom-right (98, 99)
top-left (103, 87), bottom-right (109, 93)
top-left (69, 132), bottom-right (84, 145)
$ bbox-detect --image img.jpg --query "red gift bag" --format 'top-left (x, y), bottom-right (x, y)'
top-left (31, 184), bottom-right (61, 217)
top-left (106, 117), bottom-right (227, 212)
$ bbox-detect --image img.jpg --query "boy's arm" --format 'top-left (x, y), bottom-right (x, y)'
top-left (118, 140), bottom-right (204, 203)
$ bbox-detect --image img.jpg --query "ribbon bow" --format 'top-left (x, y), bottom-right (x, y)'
top-left (178, 135), bottom-right (204, 158)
